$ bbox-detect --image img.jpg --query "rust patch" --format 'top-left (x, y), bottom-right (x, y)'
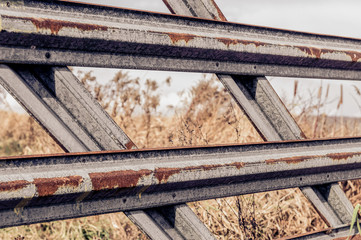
top-left (34, 176), bottom-right (83, 197)
top-left (200, 164), bottom-right (222, 171)
top-left (155, 162), bottom-right (245, 183)
top-left (161, 0), bottom-right (176, 14)
top-left (217, 38), bottom-right (265, 48)
top-left (166, 32), bottom-right (196, 44)
top-left (326, 152), bottom-right (358, 161)
top-left (346, 51), bottom-right (361, 62)
top-left (297, 46), bottom-right (322, 58)
top-left (154, 168), bottom-right (181, 183)
top-left (0, 180), bottom-right (30, 192)
top-left (228, 162), bottom-right (245, 169)
top-left (125, 141), bottom-right (136, 150)
top-left (89, 169), bottom-right (152, 191)
top-left (183, 164), bottom-right (221, 171)
top-left (266, 156), bottom-right (314, 165)
top-left (217, 38), bottom-right (238, 47)
top-left (4, 15), bottom-right (108, 35)
top-left (209, 0), bottom-right (227, 21)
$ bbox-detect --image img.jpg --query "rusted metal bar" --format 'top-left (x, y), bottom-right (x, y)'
top-left (0, 64), bottom-right (214, 239)
top-left (1, 137), bottom-right (361, 228)
top-left (0, 64), bottom-right (178, 239)
top-left (281, 224), bottom-right (358, 240)
top-left (163, 0), bottom-right (353, 229)
top-left (1, 0), bottom-right (361, 80)
top-left (0, 64), bottom-right (134, 151)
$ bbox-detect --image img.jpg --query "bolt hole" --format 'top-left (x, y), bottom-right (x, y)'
top-left (172, 193), bottom-right (176, 198)
top-left (327, 174), bottom-right (330, 178)
top-left (300, 177), bottom-right (302, 181)
top-left (122, 198), bottom-right (127, 203)
top-left (45, 52), bottom-right (51, 59)
top-left (6, 2), bottom-right (10, 7)
top-left (253, 66), bottom-right (257, 69)
top-left (216, 62), bottom-right (219, 67)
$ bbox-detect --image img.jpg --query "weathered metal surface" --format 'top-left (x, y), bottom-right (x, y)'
top-left (1, 1), bottom-right (361, 79)
top-left (0, 0), bottom-right (358, 238)
top-left (0, 138), bottom-right (361, 227)
top-left (0, 64), bottom-right (208, 238)
top-left (162, 0), bottom-right (227, 21)
top-left (0, 64), bottom-right (134, 151)
top-left (164, 0), bottom-right (353, 230)
top-left (281, 224), bottom-right (358, 240)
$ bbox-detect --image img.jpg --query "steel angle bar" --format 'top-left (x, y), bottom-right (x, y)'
top-left (0, 65), bottom-right (172, 239)
top-left (1, 1), bottom-right (361, 80)
top-left (163, 0), bottom-right (353, 229)
top-left (3, 47), bottom-right (361, 80)
top-left (0, 65), bottom-right (211, 239)
top-left (0, 64), bottom-right (94, 152)
top-left (1, 137), bottom-right (361, 228)
top-left (281, 224), bottom-right (358, 240)
top-left (0, 64), bottom-right (134, 151)
top-left (219, 74), bottom-right (353, 226)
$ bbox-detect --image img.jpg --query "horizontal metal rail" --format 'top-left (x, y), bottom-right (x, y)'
top-left (0, 64), bottom-right (214, 239)
top-left (1, 137), bottom-right (361, 228)
top-left (163, 0), bottom-right (354, 229)
top-left (281, 224), bottom-right (357, 240)
top-left (1, 0), bottom-right (361, 80)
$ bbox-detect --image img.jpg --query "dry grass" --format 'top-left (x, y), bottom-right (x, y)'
top-left (0, 71), bottom-right (360, 239)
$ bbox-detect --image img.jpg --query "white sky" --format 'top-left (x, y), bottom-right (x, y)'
top-left (5, 0), bottom-right (361, 116)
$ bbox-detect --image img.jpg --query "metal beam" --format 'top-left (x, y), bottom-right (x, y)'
top-left (0, 64), bottom-right (214, 239)
top-left (1, 0), bottom-right (361, 80)
top-left (0, 64), bottom-right (170, 239)
top-left (162, 0), bottom-right (354, 228)
top-left (219, 74), bottom-right (353, 225)
top-left (0, 137), bottom-right (361, 228)
top-left (283, 224), bottom-right (358, 240)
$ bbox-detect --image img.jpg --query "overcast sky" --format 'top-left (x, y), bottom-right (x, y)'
top-left (6, 0), bottom-right (361, 116)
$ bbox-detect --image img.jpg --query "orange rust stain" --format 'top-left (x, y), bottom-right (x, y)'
top-left (161, 0), bottom-right (176, 14)
top-left (228, 162), bottom-right (245, 169)
top-left (346, 51), bottom-right (361, 62)
top-left (326, 152), bottom-right (358, 161)
top-left (154, 168), bottom-right (181, 183)
top-left (265, 156), bottom-right (314, 165)
top-left (89, 169), bottom-right (152, 191)
top-left (125, 141), bottom-right (136, 150)
top-left (155, 162), bottom-right (245, 183)
top-left (217, 38), bottom-right (238, 47)
top-left (166, 32), bottom-right (196, 44)
top-left (0, 180), bottom-right (30, 192)
top-left (217, 38), bottom-right (264, 48)
top-left (183, 164), bottom-right (222, 171)
top-left (200, 164), bottom-right (222, 171)
top-left (209, 0), bottom-right (227, 21)
top-left (33, 176), bottom-right (83, 197)
top-left (4, 15), bottom-right (108, 35)
top-left (296, 46), bottom-right (361, 62)
top-left (297, 46), bottom-right (323, 58)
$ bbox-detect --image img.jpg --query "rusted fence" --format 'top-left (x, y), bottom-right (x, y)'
top-left (0, 0), bottom-right (360, 239)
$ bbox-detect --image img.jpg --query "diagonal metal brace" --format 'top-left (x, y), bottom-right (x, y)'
top-left (0, 64), bottom-right (214, 239)
top-left (163, 0), bottom-right (354, 230)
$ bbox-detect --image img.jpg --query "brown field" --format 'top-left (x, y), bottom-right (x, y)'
top-left (0, 71), bottom-right (360, 239)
